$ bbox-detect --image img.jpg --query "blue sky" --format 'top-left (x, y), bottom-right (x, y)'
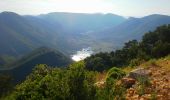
top-left (0, 0), bottom-right (170, 17)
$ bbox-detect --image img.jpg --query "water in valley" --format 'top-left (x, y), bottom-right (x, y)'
top-left (71, 47), bottom-right (93, 61)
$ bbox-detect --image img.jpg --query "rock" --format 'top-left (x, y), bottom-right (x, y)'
top-left (128, 68), bottom-right (151, 80)
top-left (121, 77), bottom-right (136, 88)
top-left (127, 88), bottom-right (136, 96)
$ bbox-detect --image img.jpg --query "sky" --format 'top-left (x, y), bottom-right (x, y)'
top-left (0, 0), bottom-right (170, 17)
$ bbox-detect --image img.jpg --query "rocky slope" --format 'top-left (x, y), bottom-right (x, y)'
top-left (126, 56), bottom-right (170, 100)
top-left (95, 55), bottom-right (170, 100)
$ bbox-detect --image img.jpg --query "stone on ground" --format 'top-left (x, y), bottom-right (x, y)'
top-left (128, 68), bottom-right (151, 80)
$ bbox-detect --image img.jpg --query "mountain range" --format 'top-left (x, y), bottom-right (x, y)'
top-left (38, 12), bottom-right (126, 34)
top-left (86, 14), bottom-right (170, 48)
top-left (0, 11), bottom-right (170, 68)
top-left (0, 12), bottom-right (125, 59)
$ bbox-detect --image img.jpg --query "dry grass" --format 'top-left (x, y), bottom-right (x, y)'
top-left (122, 66), bottom-right (136, 74)
top-left (95, 71), bottom-right (107, 82)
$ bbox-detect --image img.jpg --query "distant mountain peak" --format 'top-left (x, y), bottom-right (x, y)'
top-left (128, 17), bottom-right (138, 20)
top-left (149, 14), bottom-right (169, 16)
top-left (142, 14), bottom-right (170, 19)
top-left (0, 11), bottom-right (19, 16)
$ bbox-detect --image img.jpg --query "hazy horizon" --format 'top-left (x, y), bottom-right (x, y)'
top-left (1, 10), bottom-right (170, 18)
top-left (0, 0), bottom-right (170, 17)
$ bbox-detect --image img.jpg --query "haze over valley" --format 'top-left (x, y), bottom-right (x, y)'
top-left (0, 1), bottom-right (170, 99)
top-left (0, 11), bottom-right (170, 64)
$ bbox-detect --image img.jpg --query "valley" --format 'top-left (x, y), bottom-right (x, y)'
top-left (0, 10), bottom-right (170, 100)
top-left (1, 12), bottom-right (170, 69)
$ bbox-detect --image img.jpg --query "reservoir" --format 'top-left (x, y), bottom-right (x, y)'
top-left (71, 47), bottom-right (93, 61)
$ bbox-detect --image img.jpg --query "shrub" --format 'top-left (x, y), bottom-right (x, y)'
top-left (136, 77), bottom-right (151, 96)
top-left (5, 63), bottom-right (97, 100)
top-left (106, 67), bottom-right (126, 81)
top-left (129, 58), bottom-right (145, 67)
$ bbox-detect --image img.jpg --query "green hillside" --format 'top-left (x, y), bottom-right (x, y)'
top-left (0, 47), bottom-right (72, 83)
top-left (84, 24), bottom-right (170, 72)
top-left (0, 12), bottom-right (43, 56)
top-left (1, 24), bottom-right (169, 100)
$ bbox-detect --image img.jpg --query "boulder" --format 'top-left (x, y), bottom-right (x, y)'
top-left (127, 68), bottom-right (151, 80)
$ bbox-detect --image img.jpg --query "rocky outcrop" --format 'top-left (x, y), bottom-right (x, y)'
top-left (127, 68), bottom-right (152, 80)
top-left (126, 58), bottom-right (170, 100)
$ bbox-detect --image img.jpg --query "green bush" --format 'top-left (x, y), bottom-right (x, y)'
top-left (5, 62), bottom-right (97, 100)
top-left (106, 67), bottom-right (126, 81)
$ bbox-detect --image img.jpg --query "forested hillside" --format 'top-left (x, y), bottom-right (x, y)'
top-left (1, 24), bottom-right (169, 100)
top-left (0, 47), bottom-right (72, 83)
top-left (84, 24), bottom-right (170, 72)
